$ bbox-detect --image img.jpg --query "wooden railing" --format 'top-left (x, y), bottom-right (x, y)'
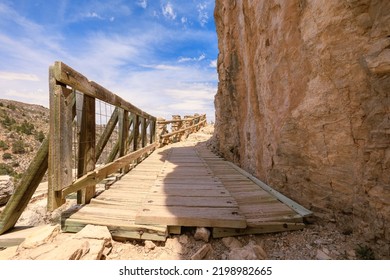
top-left (0, 61), bottom-right (207, 235)
top-left (47, 61), bottom-right (158, 210)
top-left (157, 114), bottom-right (207, 146)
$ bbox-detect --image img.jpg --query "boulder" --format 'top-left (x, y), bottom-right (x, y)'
top-left (0, 175), bottom-right (13, 206)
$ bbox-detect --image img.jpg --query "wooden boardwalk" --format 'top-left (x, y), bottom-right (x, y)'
top-left (62, 142), bottom-right (311, 241)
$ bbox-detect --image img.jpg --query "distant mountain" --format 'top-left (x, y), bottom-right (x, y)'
top-left (0, 99), bottom-right (49, 182)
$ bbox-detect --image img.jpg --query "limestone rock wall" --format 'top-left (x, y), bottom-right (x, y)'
top-left (214, 0), bottom-right (390, 249)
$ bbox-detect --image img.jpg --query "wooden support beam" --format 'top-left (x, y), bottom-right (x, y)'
top-left (212, 222), bottom-right (306, 238)
top-left (77, 94), bottom-right (96, 204)
top-left (226, 162), bottom-right (313, 218)
top-left (106, 140), bottom-right (119, 164)
top-left (0, 139), bottom-right (49, 235)
top-left (48, 66), bottom-right (73, 211)
top-left (149, 119), bottom-right (156, 144)
top-left (118, 109), bottom-right (130, 173)
top-left (96, 107), bottom-right (119, 161)
top-left (141, 117), bottom-right (147, 148)
top-left (133, 115), bottom-right (140, 151)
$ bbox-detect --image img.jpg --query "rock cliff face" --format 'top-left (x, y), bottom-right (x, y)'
top-left (214, 0), bottom-right (390, 251)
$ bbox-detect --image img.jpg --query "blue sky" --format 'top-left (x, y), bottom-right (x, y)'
top-left (0, 0), bottom-right (218, 121)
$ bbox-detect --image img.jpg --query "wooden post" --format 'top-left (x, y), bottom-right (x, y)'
top-left (76, 94), bottom-right (96, 204)
top-left (141, 117), bottom-right (147, 148)
top-left (156, 118), bottom-right (167, 147)
top-left (150, 119), bottom-right (156, 144)
top-left (133, 115), bottom-right (140, 151)
top-left (118, 109), bottom-right (129, 173)
top-left (0, 139), bottom-right (48, 234)
top-left (171, 115), bottom-right (181, 143)
top-left (48, 66), bottom-right (73, 211)
top-left (183, 115), bottom-right (193, 140)
top-left (193, 113), bottom-right (200, 132)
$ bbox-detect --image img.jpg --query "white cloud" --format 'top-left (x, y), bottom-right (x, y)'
top-left (85, 12), bottom-right (103, 19)
top-left (137, 0), bottom-right (147, 9)
top-left (181, 17), bottom-right (187, 24)
top-left (0, 72), bottom-right (40, 81)
top-left (162, 2), bottom-right (176, 20)
top-left (141, 64), bottom-right (182, 71)
top-left (178, 53), bottom-right (206, 63)
top-left (197, 3), bottom-right (209, 27)
top-left (209, 59), bottom-right (217, 68)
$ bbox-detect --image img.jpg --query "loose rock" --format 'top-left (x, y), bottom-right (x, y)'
top-left (194, 227), bottom-right (210, 242)
top-left (222, 237), bottom-right (242, 250)
top-left (0, 175), bottom-right (13, 206)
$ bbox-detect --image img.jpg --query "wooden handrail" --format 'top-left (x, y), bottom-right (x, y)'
top-left (157, 114), bottom-right (206, 125)
top-left (53, 61), bottom-right (156, 121)
top-left (160, 119), bottom-right (206, 138)
top-left (61, 142), bottom-right (158, 197)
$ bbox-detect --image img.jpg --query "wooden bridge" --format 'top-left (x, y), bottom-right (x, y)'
top-left (0, 61), bottom-right (312, 241)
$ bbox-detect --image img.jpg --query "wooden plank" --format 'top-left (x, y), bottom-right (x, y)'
top-left (53, 61), bottom-right (155, 121)
top-left (62, 219), bottom-right (167, 241)
top-left (212, 222), bottom-right (305, 238)
top-left (246, 214), bottom-right (304, 225)
top-left (154, 182), bottom-right (223, 188)
top-left (77, 94), bottom-right (96, 204)
top-left (141, 196), bottom-right (238, 208)
top-left (155, 178), bottom-right (221, 184)
top-left (226, 162), bottom-right (313, 217)
top-left (0, 139), bottom-right (48, 235)
top-left (48, 66), bottom-right (73, 210)
top-left (135, 206), bottom-right (247, 228)
top-left (146, 188), bottom-right (232, 197)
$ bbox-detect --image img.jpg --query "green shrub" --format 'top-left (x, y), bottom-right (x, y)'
top-left (0, 102), bottom-right (3, 107)
top-left (2, 153), bottom-right (12, 160)
top-left (16, 120), bottom-right (35, 135)
top-left (6, 104), bottom-right (16, 110)
top-left (1, 115), bottom-right (16, 128)
top-left (0, 140), bottom-right (9, 151)
top-left (35, 130), bottom-right (45, 142)
top-left (12, 140), bottom-right (26, 154)
top-left (0, 163), bottom-right (14, 175)
top-left (355, 245), bottom-right (375, 260)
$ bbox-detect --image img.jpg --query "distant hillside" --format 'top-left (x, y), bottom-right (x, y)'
top-left (0, 99), bottom-right (49, 181)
